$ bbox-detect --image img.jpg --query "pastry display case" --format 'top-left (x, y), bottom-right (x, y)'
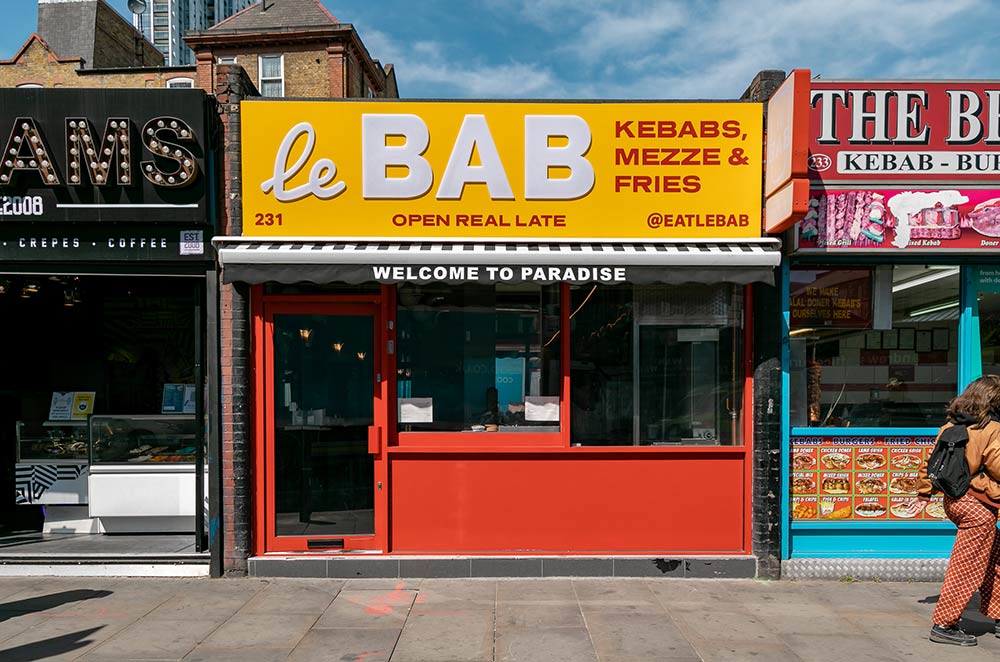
top-left (14, 420), bottom-right (90, 506)
top-left (88, 414), bottom-right (200, 533)
top-left (89, 415), bottom-right (197, 465)
top-left (16, 420), bottom-right (90, 462)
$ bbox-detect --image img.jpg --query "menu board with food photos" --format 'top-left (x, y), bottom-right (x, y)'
top-left (791, 435), bottom-right (946, 522)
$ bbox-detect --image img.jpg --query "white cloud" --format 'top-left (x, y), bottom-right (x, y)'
top-left (356, 27), bottom-right (563, 98)
top-left (348, 0), bottom-right (997, 99)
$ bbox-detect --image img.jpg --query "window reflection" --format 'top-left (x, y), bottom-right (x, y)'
top-left (396, 284), bottom-right (560, 432)
top-left (570, 284), bottom-right (744, 446)
top-left (789, 265), bottom-right (959, 428)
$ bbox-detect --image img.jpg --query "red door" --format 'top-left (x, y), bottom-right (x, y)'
top-left (262, 301), bottom-right (386, 552)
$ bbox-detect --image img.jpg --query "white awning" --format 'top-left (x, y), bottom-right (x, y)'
top-left (214, 238), bottom-right (781, 285)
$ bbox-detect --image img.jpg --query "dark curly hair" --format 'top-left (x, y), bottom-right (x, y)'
top-left (947, 374), bottom-right (1000, 428)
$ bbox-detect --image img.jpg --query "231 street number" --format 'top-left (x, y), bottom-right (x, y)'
top-left (254, 212), bottom-right (283, 226)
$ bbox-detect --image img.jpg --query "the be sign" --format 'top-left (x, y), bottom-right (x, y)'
top-left (261, 113), bottom-right (595, 203)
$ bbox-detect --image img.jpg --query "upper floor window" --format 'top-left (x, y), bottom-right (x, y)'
top-left (218, 56), bottom-right (237, 65)
top-left (16, 83), bottom-right (42, 89)
top-left (258, 55), bottom-right (284, 98)
top-left (166, 77), bottom-right (194, 89)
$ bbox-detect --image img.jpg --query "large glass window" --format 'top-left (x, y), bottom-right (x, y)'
top-left (978, 291), bottom-right (1000, 376)
top-left (789, 265), bottom-right (959, 428)
top-left (569, 284), bottom-right (745, 446)
top-left (396, 284), bottom-right (560, 432)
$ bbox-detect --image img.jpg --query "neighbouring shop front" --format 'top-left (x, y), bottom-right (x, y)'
top-left (217, 99), bottom-right (781, 576)
top-left (775, 79), bottom-right (1000, 571)
top-left (0, 89), bottom-right (216, 571)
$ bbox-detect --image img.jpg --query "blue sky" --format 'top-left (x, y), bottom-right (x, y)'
top-left (4, 0), bottom-right (1000, 98)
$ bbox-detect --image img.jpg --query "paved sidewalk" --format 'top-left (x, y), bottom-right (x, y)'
top-left (0, 576), bottom-right (997, 661)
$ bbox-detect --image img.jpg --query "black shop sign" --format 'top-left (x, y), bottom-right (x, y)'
top-left (0, 88), bottom-right (209, 224)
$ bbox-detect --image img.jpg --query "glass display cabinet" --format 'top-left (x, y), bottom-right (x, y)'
top-left (88, 414), bottom-right (199, 532)
top-left (14, 420), bottom-right (90, 505)
top-left (90, 415), bottom-right (198, 465)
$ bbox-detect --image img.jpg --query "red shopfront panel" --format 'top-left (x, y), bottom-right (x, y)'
top-left (388, 451), bottom-right (747, 553)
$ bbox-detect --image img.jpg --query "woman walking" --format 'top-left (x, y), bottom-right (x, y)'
top-left (918, 374), bottom-right (1000, 646)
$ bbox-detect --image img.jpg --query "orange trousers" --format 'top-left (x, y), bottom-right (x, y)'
top-left (934, 493), bottom-right (1000, 626)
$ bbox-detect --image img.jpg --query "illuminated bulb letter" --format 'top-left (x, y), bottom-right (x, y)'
top-left (66, 118), bottom-right (131, 185)
top-left (524, 115), bottom-right (593, 200)
top-left (0, 117), bottom-right (60, 185)
top-left (140, 116), bottom-right (198, 188)
top-left (362, 114), bottom-right (432, 199)
top-left (436, 115), bottom-right (513, 200)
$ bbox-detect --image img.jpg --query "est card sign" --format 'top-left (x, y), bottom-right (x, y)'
top-left (240, 101), bottom-right (763, 240)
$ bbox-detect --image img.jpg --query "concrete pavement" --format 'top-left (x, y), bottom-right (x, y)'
top-left (0, 575), bottom-right (996, 661)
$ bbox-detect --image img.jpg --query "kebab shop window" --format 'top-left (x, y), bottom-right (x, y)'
top-left (396, 284), bottom-right (561, 432)
top-left (789, 265), bottom-right (959, 428)
top-left (568, 283), bottom-right (745, 446)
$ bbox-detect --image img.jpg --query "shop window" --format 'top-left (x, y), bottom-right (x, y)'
top-left (979, 292), bottom-right (1000, 376)
top-left (789, 265), bottom-right (959, 428)
top-left (396, 284), bottom-right (560, 432)
top-left (570, 284), bottom-right (745, 446)
top-left (258, 54), bottom-right (284, 98)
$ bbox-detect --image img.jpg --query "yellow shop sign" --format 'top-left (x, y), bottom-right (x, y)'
top-left (240, 101), bottom-right (762, 240)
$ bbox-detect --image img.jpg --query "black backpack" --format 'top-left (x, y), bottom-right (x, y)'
top-left (926, 415), bottom-right (976, 498)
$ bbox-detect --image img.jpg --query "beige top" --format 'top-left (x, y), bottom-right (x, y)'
top-left (918, 419), bottom-right (1000, 507)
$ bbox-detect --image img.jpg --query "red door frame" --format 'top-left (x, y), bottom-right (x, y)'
top-left (254, 291), bottom-right (389, 553)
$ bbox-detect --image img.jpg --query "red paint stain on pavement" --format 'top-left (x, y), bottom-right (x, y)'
top-left (347, 582), bottom-right (414, 616)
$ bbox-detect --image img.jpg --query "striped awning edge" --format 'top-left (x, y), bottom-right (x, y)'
top-left (214, 239), bottom-right (781, 285)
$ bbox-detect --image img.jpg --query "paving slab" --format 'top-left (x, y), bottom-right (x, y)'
top-left (413, 579), bottom-right (496, 612)
top-left (238, 579), bottom-right (343, 615)
top-left (497, 601), bottom-right (586, 630)
top-left (199, 612), bottom-right (317, 650)
top-left (573, 580), bottom-right (664, 614)
top-left (287, 627), bottom-right (402, 662)
top-left (314, 588), bottom-right (415, 629)
top-left (184, 647), bottom-right (294, 662)
top-left (0, 624), bottom-right (107, 662)
top-left (80, 616), bottom-right (221, 660)
top-left (495, 627), bottom-right (597, 662)
top-left (584, 612), bottom-right (698, 660)
top-left (390, 610), bottom-right (495, 662)
top-left (690, 639), bottom-right (804, 662)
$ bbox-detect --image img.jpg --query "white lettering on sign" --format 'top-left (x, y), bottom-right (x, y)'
top-left (370, 264), bottom-right (625, 283)
top-left (265, 114), bottom-right (596, 204)
top-left (437, 115), bottom-right (513, 200)
top-left (362, 114), bottom-right (432, 199)
top-left (524, 115), bottom-right (595, 200)
top-left (262, 122), bottom-right (346, 202)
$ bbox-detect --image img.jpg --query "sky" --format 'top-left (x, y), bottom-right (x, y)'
top-left (3, 0), bottom-right (1000, 99)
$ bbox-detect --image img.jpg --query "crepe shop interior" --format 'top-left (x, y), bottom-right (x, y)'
top-left (784, 261), bottom-right (1000, 558)
top-left (246, 276), bottom-right (761, 556)
top-left (0, 275), bottom-right (207, 558)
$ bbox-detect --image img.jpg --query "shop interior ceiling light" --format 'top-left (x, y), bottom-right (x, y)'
top-left (892, 267), bottom-right (960, 292)
top-left (909, 300), bottom-right (960, 317)
top-left (0, 279), bottom-right (8, 295)
top-left (331, 342), bottom-right (344, 352)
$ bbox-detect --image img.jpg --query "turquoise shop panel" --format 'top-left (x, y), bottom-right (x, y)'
top-left (790, 523), bottom-right (955, 558)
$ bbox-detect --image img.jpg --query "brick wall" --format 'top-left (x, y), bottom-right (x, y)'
top-left (206, 45), bottom-right (331, 98)
top-left (0, 40), bottom-right (81, 87)
top-left (212, 64), bottom-right (259, 575)
top-left (93, 2), bottom-right (163, 69)
top-left (742, 70), bottom-right (787, 579)
top-left (0, 38), bottom-right (192, 89)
